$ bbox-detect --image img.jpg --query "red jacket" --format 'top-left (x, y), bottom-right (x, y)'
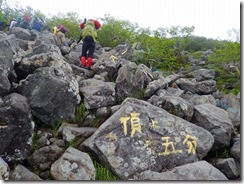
top-left (80, 19), bottom-right (101, 30)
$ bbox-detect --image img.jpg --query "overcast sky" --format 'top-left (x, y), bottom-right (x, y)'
top-left (10, 0), bottom-right (241, 40)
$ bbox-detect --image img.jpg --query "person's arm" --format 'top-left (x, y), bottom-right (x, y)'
top-left (77, 35), bottom-right (82, 43)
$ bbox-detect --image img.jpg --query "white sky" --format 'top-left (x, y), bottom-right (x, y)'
top-left (10, 0), bottom-right (241, 40)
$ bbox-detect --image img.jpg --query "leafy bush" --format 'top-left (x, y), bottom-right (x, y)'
top-left (207, 41), bottom-right (240, 95)
top-left (208, 42), bottom-right (240, 64)
top-left (97, 14), bottom-right (138, 48)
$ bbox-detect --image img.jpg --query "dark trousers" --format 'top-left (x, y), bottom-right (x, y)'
top-left (81, 36), bottom-right (95, 58)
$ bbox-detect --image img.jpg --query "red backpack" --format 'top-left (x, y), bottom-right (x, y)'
top-left (93, 20), bottom-right (101, 29)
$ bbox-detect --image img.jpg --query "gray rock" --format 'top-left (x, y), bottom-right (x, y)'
top-left (191, 103), bottom-right (233, 151)
top-left (0, 157), bottom-right (9, 180)
top-left (192, 68), bottom-right (215, 82)
top-left (80, 98), bottom-right (214, 179)
top-left (138, 161), bottom-right (227, 180)
top-left (189, 94), bottom-right (216, 106)
top-left (176, 78), bottom-right (217, 95)
top-left (230, 138), bottom-right (240, 161)
top-left (9, 164), bottom-right (42, 180)
top-left (144, 76), bottom-right (168, 98)
top-left (51, 147), bottom-right (95, 180)
top-left (116, 63), bottom-right (153, 100)
top-left (79, 79), bottom-right (116, 109)
top-left (210, 158), bottom-right (240, 179)
top-left (18, 67), bottom-right (80, 126)
top-left (163, 96), bottom-right (194, 121)
top-left (27, 144), bottom-right (63, 171)
top-left (10, 27), bottom-right (33, 41)
top-left (0, 93), bottom-right (34, 162)
top-left (62, 126), bottom-right (97, 142)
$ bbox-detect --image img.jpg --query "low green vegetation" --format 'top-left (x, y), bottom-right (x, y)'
top-left (50, 119), bottom-right (64, 138)
top-left (215, 149), bottom-right (231, 158)
top-left (65, 136), bottom-right (85, 150)
top-left (93, 160), bottom-right (118, 180)
top-left (207, 41), bottom-right (240, 95)
top-left (31, 131), bottom-right (39, 151)
top-left (74, 102), bottom-right (87, 125)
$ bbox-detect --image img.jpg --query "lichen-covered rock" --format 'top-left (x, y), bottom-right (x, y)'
top-left (137, 161), bottom-right (227, 180)
top-left (80, 98), bottom-right (214, 179)
top-left (51, 147), bottom-right (95, 180)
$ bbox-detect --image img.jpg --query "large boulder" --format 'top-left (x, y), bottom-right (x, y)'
top-left (80, 98), bottom-right (214, 179)
top-left (176, 78), bottom-right (217, 95)
top-left (191, 103), bottom-right (233, 151)
top-left (79, 78), bottom-right (116, 109)
top-left (116, 63), bottom-right (153, 101)
top-left (0, 34), bottom-right (17, 96)
top-left (18, 67), bottom-right (80, 126)
top-left (0, 93), bottom-right (34, 162)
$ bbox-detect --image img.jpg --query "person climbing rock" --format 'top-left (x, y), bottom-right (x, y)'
top-left (53, 24), bottom-right (68, 47)
top-left (79, 18), bottom-right (101, 70)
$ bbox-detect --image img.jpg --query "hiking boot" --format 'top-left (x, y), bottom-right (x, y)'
top-left (86, 57), bottom-right (93, 68)
top-left (80, 56), bottom-right (86, 66)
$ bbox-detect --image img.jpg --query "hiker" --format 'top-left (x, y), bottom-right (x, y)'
top-left (79, 18), bottom-right (101, 70)
top-left (16, 16), bottom-right (22, 27)
top-left (53, 24), bottom-right (68, 47)
top-left (19, 15), bottom-right (31, 29)
top-left (9, 18), bottom-right (17, 30)
top-left (30, 17), bottom-right (44, 32)
top-left (0, 21), bottom-right (8, 31)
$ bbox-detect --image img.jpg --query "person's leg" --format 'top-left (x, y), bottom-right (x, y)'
top-left (80, 42), bottom-right (88, 67)
top-left (56, 32), bottom-right (63, 47)
top-left (86, 42), bottom-right (95, 68)
top-left (59, 32), bottom-right (67, 45)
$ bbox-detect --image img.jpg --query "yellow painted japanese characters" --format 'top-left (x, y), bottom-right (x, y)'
top-left (158, 136), bottom-right (182, 156)
top-left (119, 117), bottom-right (130, 136)
top-left (118, 112), bottom-right (198, 157)
top-left (149, 119), bottom-right (160, 129)
top-left (183, 134), bottom-right (197, 154)
top-left (120, 112), bottom-right (142, 137)
top-left (105, 132), bottom-right (117, 142)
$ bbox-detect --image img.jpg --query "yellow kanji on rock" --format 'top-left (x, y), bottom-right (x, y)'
top-left (105, 132), bottom-right (117, 142)
top-left (119, 112), bottom-right (142, 137)
top-left (158, 136), bottom-right (182, 156)
top-left (149, 119), bottom-right (160, 129)
top-left (183, 134), bottom-right (197, 154)
top-left (130, 112), bottom-right (142, 137)
top-left (110, 55), bottom-right (118, 62)
top-left (120, 116), bottom-right (130, 136)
